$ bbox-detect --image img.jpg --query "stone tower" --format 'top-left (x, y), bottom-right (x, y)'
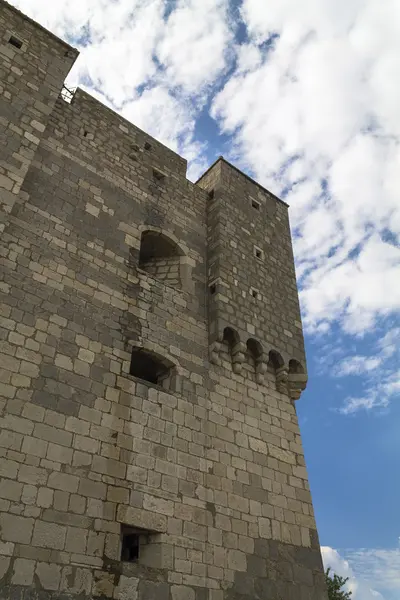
top-left (0, 2), bottom-right (328, 599)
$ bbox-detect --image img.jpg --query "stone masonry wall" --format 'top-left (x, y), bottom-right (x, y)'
top-left (140, 257), bottom-right (182, 290)
top-left (198, 160), bottom-right (306, 370)
top-left (0, 0), bottom-right (77, 233)
top-left (0, 2), bottom-right (327, 599)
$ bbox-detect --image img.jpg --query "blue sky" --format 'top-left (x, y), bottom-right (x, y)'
top-left (11, 0), bottom-right (400, 597)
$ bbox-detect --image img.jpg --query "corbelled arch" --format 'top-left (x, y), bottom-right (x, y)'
top-left (137, 226), bottom-right (193, 291)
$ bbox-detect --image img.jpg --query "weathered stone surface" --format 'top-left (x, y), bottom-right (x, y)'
top-left (0, 2), bottom-right (326, 599)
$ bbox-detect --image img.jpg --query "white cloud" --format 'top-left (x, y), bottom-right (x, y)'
top-left (321, 546), bottom-right (387, 599)
top-left (334, 327), bottom-right (399, 379)
top-left (335, 356), bottom-right (382, 377)
top-left (156, 0), bottom-right (233, 94)
top-left (340, 370), bottom-right (400, 414)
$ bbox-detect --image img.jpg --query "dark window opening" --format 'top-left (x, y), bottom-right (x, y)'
top-left (289, 359), bottom-right (305, 374)
top-left (268, 350), bottom-right (284, 370)
top-left (139, 231), bottom-right (181, 265)
top-left (247, 338), bottom-right (262, 359)
top-left (129, 348), bottom-right (171, 385)
top-left (8, 36), bottom-right (23, 49)
top-left (252, 200), bottom-right (260, 210)
top-left (153, 168), bottom-right (166, 182)
top-left (251, 288), bottom-right (259, 299)
top-left (255, 248), bottom-right (262, 259)
top-left (144, 142), bottom-right (152, 150)
top-left (83, 130), bottom-right (88, 137)
top-left (120, 525), bottom-right (161, 567)
top-left (121, 531), bottom-right (140, 562)
top-left (209, 283), bottom-right (216, 295)
top-left (246, 338), bottom-right (263, 378)
top-left (223, 327), bottom-right (240, 348)
top-left (138, 230), bottom-right (184, 289)
top-left (208, 190), bottom-right (215, 200)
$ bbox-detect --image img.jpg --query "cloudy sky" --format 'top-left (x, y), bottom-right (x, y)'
top-left (11, 0), bottom-right (400, 597)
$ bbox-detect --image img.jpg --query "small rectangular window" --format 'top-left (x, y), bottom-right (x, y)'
top-left (254, 246), bottom-right (264, 260)
top-left (251, 199), bottom-right (260, 210)
top-left (121, 527), bottom-right (140, 562)
top-left (208, 190), bottom-right (215, 200)
top-left (153, 168), bottom-right (166, 182)
top-left (8, 36), bottom-right (23, 49)
top-left (209, 283), bottom-right (216, 295)
top-left (250, 287), bottom-right (260, 299)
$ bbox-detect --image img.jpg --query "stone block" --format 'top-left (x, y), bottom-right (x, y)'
top-left (65, 527), bottom-right (88, 554)
top-left (139, 580), bottom-right (170, 600)
top-left (172, 585), bottom-right (196, 600)
top-left (78, 478), bottom-right (107, 500)
top-left (11, 558), bottom-right (35, 586)
top-left (0, 479), bottom-right (22, 501)
top-left (32, 520), bottom-right (66, 550)
top-left (35, 562), bottom-right (62, 590)
top-left (115, 575), bottom-right (139, 600)
top-left (0, 556), bottom-right (11, 580)
top-left (48, 472), bottom-right (79, 493)
top-left (0, 513), bottom-right (33, 544)
top-left (0, 541), bottom-right (14, 556)
top-left (259, 517), bottom-right (272, 539)
top-left (117, 506), bottom-right (167, 533)
top-left (21, 435), bottom-right (48, 458)
top-left (0, 459), bottom-right (18, 480)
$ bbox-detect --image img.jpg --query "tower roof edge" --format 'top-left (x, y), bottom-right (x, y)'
top-left (196, 156), bottom-right (289, 208)
top-left (1, 0), bottom-right (79, 55)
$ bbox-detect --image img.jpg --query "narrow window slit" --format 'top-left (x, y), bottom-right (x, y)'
top-left (254, 246), bottom-right (264, 260)
top-left (121, 529), bottom-right (140, 562)
top-left (250, 287), bottom-right (259, 299)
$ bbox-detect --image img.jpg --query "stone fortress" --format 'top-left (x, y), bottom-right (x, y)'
top-left (0, 2), bottom-right (328, 598)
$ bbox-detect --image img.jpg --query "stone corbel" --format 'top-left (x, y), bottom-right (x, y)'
top-left (287, 373), bottom-right (308, 400)
top-left (275, 366), bottom-right (289, 394)
top-left (232, 342), bottom-right (246, 375)
top-left (255, 357), bottom-right (267, 384)
top-left (210, 341), bottom-right (222, 366)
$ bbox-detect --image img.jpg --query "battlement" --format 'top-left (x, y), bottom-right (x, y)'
top-left (197, 156), bottom-right (288, 208)
top-left (59, 87), bottom-right (188, 179)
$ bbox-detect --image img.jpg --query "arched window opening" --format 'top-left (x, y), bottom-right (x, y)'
top-left (268, 350), bottom-right (284, 372)
top-left (222, 327), bottom-right (243, 374)
top-left (223, 327), bottom-right (239, 351)
top-left (289, 359), bottom-right (305, 374)
top-left (246, 338), bottom-right (262, 370)
top-left (129, 348), bottom-right (175, 389)
top-left (246, 338), bottom-right (265, 383)
top-left (139, 231), bottom-right (184, 289)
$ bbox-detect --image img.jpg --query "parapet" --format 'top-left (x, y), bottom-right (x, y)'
top-left (60, 88), bottom-right (188, 179)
